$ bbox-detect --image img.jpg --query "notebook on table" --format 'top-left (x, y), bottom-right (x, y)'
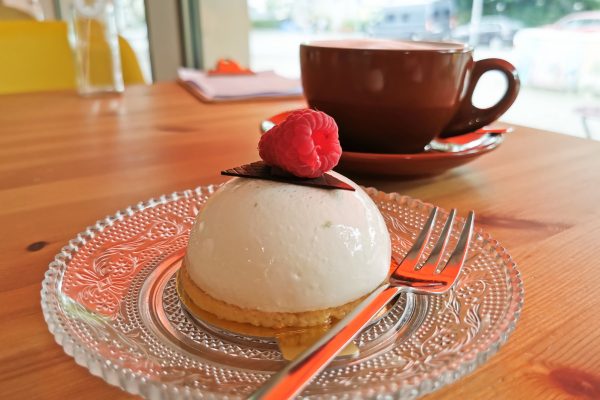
top-left (177, 68), bottom-right (303, 103)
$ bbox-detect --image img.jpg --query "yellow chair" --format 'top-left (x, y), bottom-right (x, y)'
top-left (0, 21), bottom-right (145, 95)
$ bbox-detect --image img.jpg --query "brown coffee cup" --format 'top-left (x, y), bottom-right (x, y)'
top-left (300, 39), bottom-right (520, 154)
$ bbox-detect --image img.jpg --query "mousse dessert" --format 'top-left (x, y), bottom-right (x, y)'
top-left (180, 109), bottom-right (391, 328)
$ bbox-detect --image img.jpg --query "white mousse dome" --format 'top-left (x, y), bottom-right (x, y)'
top-left (185, 172), bottom-right (391, 313)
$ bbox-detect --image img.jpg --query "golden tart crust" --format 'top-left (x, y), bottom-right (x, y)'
top-left (178, 261), bottom-right (367, 329)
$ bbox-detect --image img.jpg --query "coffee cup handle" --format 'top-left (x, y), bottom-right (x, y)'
top-left (440, 58), bottom-right (520, 138)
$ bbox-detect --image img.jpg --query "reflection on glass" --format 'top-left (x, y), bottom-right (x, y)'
top-left (61, 0), bottom-right (152, 83)
top-left (69, 0), bottom-right (124, 95)
top-left (114, 0), bottom-right (151, 82)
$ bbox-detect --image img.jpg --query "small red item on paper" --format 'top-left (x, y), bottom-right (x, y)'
top-left (258, 109), bottom-right (342, 179)
top-left (207, 59), bottom-right (254, 76)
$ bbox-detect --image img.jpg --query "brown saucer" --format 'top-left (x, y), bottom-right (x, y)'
top-left (261, 110), bottom-right (507, 178)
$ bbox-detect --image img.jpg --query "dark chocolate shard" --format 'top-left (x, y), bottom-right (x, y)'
top-left (221, 161), bottom-right (355, 191)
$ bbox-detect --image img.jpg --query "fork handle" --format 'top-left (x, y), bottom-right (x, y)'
top-left (249, 284), bottom-right (402, 400)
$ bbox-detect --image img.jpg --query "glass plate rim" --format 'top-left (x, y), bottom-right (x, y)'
top-left (40, 185), bottom-right (524, 399)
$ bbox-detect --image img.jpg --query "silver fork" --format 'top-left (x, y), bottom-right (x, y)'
top-left (250, 207), bottom-right (475, 400)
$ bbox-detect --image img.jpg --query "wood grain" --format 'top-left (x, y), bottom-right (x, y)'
top-left (1, 83), bottom-right (600, 400)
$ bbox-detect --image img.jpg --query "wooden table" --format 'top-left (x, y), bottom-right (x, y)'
top-left (1, 83), bottom-right (599, 400)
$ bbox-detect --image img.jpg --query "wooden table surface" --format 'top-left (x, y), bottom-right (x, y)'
top-left (1, 83), bottom-right (599, 400)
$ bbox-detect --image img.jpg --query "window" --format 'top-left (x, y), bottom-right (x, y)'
top-left (248, 0), bottom-right (600, 139)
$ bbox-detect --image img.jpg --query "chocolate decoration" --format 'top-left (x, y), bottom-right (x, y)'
top-left (221, 161), bottom-right (355, 191)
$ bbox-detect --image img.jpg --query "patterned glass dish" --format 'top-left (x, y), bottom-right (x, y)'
top-left (41, 186), bottom-right (524, 399)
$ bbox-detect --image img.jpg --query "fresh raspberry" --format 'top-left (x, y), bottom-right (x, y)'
top-left (258, 109), bottom-right (341, 178)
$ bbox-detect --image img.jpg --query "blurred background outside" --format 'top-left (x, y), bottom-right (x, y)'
top-left (4, 0), bottom-right (600, 139)
top-left (246, 0), bottom-right (600, 140)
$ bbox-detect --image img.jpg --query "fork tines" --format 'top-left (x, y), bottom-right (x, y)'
top-left (392, 207), bottom-right (475, 287)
